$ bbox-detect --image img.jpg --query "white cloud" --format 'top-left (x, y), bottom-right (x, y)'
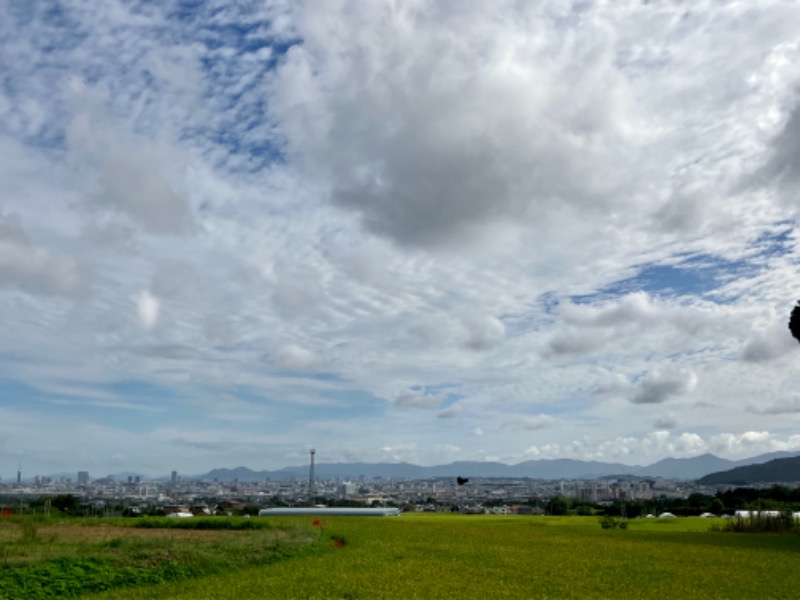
top-left (459, 313), bottom-right (506, 352)
top-left (669, 432), bottom-right (706, 456)
top-left (503, 414), bottom-right (555, 432)
top-left (273, 344), bottom-right (317, 371)
top-left (150, 261), bottom-right (201, 300)
top-left (271, 266), bottom-right (326, 316)
top-left (0, 212), bottom-right (88, 296)
top-left (273, 0), bottom-right (646, 249)
top-left (3, 0), bottom-right (800, 475)
top-left (134, 290), bottom-right (160, 330)
top-left (67, 112), bottom-right (196, 235)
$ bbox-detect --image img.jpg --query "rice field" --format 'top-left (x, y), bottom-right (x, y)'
top-left (91, 513), bottom-right (800, 600)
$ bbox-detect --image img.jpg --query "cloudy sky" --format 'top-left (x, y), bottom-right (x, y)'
top-left (2, 0), bottom-right (800, 479)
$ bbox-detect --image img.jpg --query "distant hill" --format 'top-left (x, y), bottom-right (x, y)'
top-left (639, 454), bottom-right (737, 479)
top-left (696, 456), bottom-right (800, 485)
top-left (196, 451), bottom-right (800, 482)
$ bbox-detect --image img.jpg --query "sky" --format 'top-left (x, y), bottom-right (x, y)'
top-left (2, 0), bottom-right (800, 479)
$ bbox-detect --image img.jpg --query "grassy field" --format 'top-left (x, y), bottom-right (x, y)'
top-left (3, 513), bottom-right (800, 599)
top-left (0, 516), bottom-right (318, 599)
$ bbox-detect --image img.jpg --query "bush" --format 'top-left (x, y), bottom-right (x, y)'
top-left (599, 516), bottom-right (628, 530)
top-left (711, 512), bottom-right (799, 534)
top-left (135, 517), bottom-right (271, 530)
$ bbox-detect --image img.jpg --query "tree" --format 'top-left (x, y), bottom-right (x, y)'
top-left (710, 498), bottom-right (725, 515)
top-left (789, 301), bottom-right (800, 343)
top-left (50, 494), bottom-right (80, 514)
top-left (546, 496), bottom-right (569, 516)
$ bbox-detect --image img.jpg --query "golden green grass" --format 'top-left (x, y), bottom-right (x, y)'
top-left (0, 516), bottom-right (316, 598)
top-left (87, 513), bottom-right (800, 600)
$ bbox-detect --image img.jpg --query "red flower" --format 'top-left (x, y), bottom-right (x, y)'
top-left (333, 537), bottom-right (345, 549)
top-left (0, 509), bottom-right (12, 516)
top-left (312, 518), bottom-right (323, 527)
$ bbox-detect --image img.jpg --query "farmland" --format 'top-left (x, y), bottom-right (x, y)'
top-left (2, 513), bottom-right (800, 599)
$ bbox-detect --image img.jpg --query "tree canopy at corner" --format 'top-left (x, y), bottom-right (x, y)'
top-left (789, 302), bottom-right (800, 343)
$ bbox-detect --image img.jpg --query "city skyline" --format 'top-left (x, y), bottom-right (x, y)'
top-left (4, 447), bottom-right (799, 484)
top-left (2, 2), bottom-right (800, 477)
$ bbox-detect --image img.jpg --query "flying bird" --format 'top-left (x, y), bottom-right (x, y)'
top-left (789, 301), bottom-right (800, 344)
top-left (456, 476), bottom-right (469, 486)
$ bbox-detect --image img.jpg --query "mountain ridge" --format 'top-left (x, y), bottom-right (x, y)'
top-left (194, 451), bottom-right (800, 482)
top-left (696, 456), bottom-right (800, 485)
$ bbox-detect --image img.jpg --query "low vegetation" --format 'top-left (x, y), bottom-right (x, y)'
top-left (133, 517), bottom-right (271, 530)
top-left (3, 512), bottom-right (800, 599)
top-left (98, 514), bottom-right (800, 599)
top-left (598, 515), bottom-right (628, 529)
top-left (0, 515), bottom-right (318, 599)
top-left (711, 512), bottom-right (800, 534)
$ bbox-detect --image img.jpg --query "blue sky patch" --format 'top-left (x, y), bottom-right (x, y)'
top-left (571, 252), bottom-right (767, 305)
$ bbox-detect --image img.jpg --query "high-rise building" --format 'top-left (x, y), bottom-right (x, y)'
top-left (17, 461), bottom-right (21, 484)
top-left (338, 482), bottom-right (355, 499)
top-left (171, 470), bottom-right (178, 486)
top-left (77, 471), bottom-right (90, 486)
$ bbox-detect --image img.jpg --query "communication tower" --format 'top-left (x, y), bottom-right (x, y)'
top-left (308, 448), bottom-right (316, 506)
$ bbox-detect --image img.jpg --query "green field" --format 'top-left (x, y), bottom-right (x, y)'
top-left (3, 514), bottom-right (800, 599)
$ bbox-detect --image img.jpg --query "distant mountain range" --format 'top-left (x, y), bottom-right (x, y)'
top-left (195, 451), bottom-right (800, 483)
top-left (696, 456), bottom-right (800, 485)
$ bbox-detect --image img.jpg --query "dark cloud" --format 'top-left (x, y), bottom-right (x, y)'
top-left (757, 98), bottom-right (800, 193)
top-left (747, 397), bottom-right (800, 415)
top-left (653, 415), bottom-right (678, 430)
top-left (437, 405), bottom-right (462, 419)
top-left (460, 313), bottom-right (506, 352)
top-left (546, 329), bottom-right (606, 357)
top-left (629, 369), bottom-right (696, 405)
top-left (740, 325), bottom-right (796, 362)
top-left (393, 389), bottom-right (446, 409)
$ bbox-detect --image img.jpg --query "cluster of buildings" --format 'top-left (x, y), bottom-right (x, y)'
top-left (0, 465), bottom-right (714, 515)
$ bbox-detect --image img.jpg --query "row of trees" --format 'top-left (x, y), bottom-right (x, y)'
top-left (543, 485), bottom-right (800, 517)
top-left (5, 485), bottom-right (800, 518)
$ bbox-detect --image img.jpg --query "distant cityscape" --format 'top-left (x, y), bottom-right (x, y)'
top-left (2, 450), bottom-right (799, 516)
top-left (1, 466), bottom-right (699, 513)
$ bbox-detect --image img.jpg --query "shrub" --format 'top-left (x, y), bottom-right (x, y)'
top-left (19, 519), bottom-right (39, 543)
top-left (135, 517), bottom-right (271, 530)
top-left (599, 515), bottom-right (628, 530)
top-left (711, 512), bottom-right (799, 534)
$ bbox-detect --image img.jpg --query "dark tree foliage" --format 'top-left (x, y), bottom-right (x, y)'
top-left (789, 301), bottom-right (800, 343)
top-left (50, 494), bottom-right (81, 513)
top-left (546, 495), bottom-right (569, 515)
top-left (456, 477), bottom-right (469, 486)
